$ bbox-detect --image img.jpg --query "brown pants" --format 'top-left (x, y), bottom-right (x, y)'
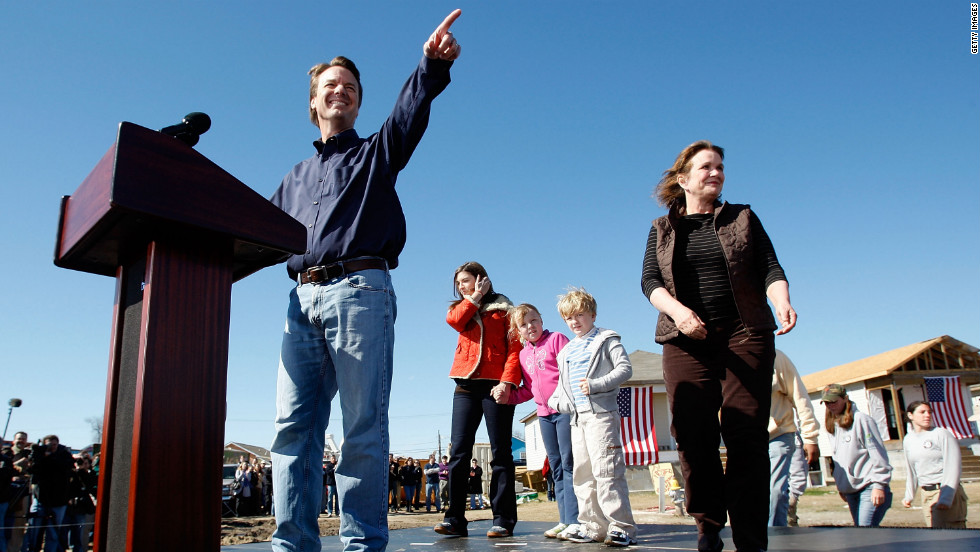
top-left (663, 324), bottom-right (774, 552)
top-left (921, 484), bottom-right (968, 529)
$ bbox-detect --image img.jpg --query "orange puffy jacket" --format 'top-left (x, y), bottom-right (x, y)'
top-left (446, 293), bottom-right (522, 385)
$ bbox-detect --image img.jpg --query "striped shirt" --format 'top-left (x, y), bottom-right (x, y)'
top-left (565, 326), bottom-right (599, 412)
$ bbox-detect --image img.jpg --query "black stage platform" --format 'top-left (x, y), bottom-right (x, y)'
top-left (222, 520), bottom-right (980, 551)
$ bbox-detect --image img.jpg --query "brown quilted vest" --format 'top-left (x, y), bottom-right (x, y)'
top-left (652, 201), bottom-right (777, 343)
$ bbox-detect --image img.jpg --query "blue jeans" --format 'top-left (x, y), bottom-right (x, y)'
top-left (24, 501), bottom-right (66, 552)
top-left (787, 432), bottom-right (808, 497)
top-left (843, 486), bottom-right (892, 527)
top-left (271, 267), bottom-right (395, 552)
top-left (445, 382), bottom-right (517, 531)
top-left (425, 482), bottom-right (441, 511)
top-left (767, 432), bottom-right (795, 526)
top-left (326, 485), bottom-right (339, 515)
top-left (402, 485), bottom-right (416, 510)
top-left (538, 412), bottom-right (578, 525)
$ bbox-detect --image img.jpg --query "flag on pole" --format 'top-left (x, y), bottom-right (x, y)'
top-left (923, 376), bottom-right (975, 439)
top-left (618, 386), bottom-right (659, 465)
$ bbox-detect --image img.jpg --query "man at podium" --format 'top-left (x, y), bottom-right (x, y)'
top-left (268, 9), bottom-right (463, 552)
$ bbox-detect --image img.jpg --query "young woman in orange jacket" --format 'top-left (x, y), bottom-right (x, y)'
top-left (434, 261), bottom-right (522, 539)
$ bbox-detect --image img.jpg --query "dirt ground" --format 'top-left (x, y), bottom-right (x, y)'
top-left (220, 481), bottom-right (980, 545)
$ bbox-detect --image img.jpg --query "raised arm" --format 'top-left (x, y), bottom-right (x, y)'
top-left (375, 10), bottom-right (462, 175)
top-left (424, 9), bottom-right (462, 60)
top-left (446, 299), bottom-right (479, 333)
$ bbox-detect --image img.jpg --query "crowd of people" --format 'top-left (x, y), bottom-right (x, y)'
top-left (229, 457), bottom-right (273, 517)
top-left (385, 454), bottom-right (460, 514)
top-left (1, 432), bottom-right (97, 552)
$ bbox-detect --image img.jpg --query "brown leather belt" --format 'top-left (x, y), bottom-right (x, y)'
top-left (298, 258), bottom-right (387, 285)
top-left (920, 484), bottom-right (940, 491)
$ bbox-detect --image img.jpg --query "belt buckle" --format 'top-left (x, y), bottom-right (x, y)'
top-left (308, 266), bottom-right (327, 283)
top-left (309, 262), bottom-right (346, 284)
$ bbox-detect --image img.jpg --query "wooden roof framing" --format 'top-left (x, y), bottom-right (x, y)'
top-left (801, 335), bottom-right (980, 393)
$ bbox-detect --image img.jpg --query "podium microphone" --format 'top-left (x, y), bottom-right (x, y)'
top-left (160, 112), bottom-right (211, 147)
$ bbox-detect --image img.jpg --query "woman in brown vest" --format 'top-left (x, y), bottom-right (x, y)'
top-left (640, 140), bottom-right (796, 552)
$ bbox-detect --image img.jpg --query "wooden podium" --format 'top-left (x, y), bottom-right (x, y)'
top-left (54, 122), bottom-right (305, 552)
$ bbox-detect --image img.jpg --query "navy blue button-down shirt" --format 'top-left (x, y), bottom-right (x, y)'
top-left (270, 56), bottom-right (452, 278)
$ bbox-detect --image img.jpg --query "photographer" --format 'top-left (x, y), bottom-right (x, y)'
top-left (24, 435), bottom-right (74, 552)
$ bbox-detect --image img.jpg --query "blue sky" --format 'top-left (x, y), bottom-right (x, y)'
top-left (1, 1), bottom-right (977, 460)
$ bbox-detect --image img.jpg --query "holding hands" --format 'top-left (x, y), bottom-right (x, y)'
top-left (424, 9), bottom-right (462, 61)
top-left (491, 382), bottom-right (511, 404)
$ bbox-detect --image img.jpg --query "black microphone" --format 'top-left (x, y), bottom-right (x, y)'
top-left (160, 112), bottom-right (211, 147)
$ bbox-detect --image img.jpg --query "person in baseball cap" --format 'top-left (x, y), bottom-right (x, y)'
top-left (822, 382), bottom-right (893, 527)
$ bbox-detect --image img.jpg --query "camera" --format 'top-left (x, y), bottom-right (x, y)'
top-left (30, 441), bottom-right (45, 459)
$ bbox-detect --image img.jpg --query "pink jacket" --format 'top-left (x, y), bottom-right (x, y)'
top-left (509, 330), bottom-right (569, 417)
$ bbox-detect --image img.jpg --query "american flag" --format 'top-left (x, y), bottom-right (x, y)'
top-left (618, 386), bottom-right (659, 465)
top-left (924, 376), bottom-right (975, 439)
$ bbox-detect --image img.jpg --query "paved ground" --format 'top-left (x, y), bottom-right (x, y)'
top-left (222, 520), bottom-right (980, 551)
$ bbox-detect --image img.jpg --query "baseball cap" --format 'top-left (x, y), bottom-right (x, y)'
top-left (821, 383), bottom-right (846, 403)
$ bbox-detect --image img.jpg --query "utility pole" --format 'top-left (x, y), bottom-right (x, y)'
top-left (438, 430), bottom-right (442, 458)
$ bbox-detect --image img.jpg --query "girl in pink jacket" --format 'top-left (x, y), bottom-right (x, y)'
top-left (503, 304), bottom-right (579, 539)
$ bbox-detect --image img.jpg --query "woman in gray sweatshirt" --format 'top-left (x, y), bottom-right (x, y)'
top-left (821, 384), bottom-right (892, 527)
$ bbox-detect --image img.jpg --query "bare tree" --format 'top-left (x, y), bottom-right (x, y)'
top-left (85, 416), bottom-right (103, 443)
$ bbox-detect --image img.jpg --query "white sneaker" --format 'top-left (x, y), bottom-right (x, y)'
top-left (557, 524), bottom-right (581, 541)
top-left (563, 527), bottom-right (597, 544)
top-left (544, 523), bottom-right (568, 538)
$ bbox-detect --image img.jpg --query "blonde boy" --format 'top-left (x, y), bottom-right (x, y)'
top-left (547, 289), bottom-right (637, 547)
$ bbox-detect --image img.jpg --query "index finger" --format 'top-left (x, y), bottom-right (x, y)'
top-left (435, 9), bottom-right (462, 35)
